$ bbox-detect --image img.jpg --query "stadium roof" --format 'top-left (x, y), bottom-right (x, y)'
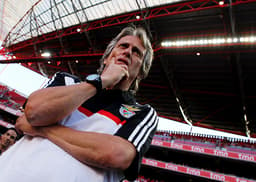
top-left (0, 0), bottom-right (182, 45)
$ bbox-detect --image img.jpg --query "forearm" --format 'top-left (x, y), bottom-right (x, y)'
top-left (25, 82), bottom-right (96, 126)
top-left (38, 125), bottom-right (135, 170)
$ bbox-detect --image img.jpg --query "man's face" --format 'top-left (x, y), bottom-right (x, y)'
top-left (1, 130), bottom-right (17, 148)
top-left (104, 35), bottom-right (145, 90)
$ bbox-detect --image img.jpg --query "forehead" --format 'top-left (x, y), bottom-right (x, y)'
top-left (6, 130), bottom-right (17, 137)
top-left (117, 35), bottom-right (145, 51)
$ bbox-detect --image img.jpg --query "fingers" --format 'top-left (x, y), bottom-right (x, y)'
top-left (15, 122), bottom-right (22, 134)
top-left (101, 59), bottom-right (129, 89)
top-left (118, 64), bottom-right (129, 78)
top-left (15, 115), bottom-right (36, 136)
top-left (15, 120), bottom-right (24, 135)
top-left (15, 115), bottom-right (27, 132)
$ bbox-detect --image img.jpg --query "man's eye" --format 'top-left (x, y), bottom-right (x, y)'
top-left (119, 43), bottom-right (128, 48)
top-left (133, 51), bottom-right (139, 57)
top-left (133, 49), bottom-right (142, 58)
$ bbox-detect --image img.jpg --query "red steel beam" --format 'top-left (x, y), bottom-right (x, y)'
top-left (2, 44), bottom-right (256, 63)
top-left (0, 52), bottom-right (103, 64)
top-left (5, 0), bottom-right (256, 52)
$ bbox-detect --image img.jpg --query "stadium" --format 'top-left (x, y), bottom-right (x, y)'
top-left (1, 0), bottom-right (256, 181)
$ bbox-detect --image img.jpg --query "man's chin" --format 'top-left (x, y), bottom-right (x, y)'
top-left (114, 81), bottom-right (131, 91)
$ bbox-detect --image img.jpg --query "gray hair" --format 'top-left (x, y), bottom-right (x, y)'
top-left (97, 26), bottom-right (154, 94)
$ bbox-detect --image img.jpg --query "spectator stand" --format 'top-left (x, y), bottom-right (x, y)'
top-left (154, 130), bottom-right (256, 152)
top-left (135, 130), bottom-right (256, 181)
top-left (0, 84), bottom-right (26, 116)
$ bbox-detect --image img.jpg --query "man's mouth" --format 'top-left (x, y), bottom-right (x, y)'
top-left (117, 58), bottom-right (129, 66)
top-left (4, 140), bottom-right (10, 146)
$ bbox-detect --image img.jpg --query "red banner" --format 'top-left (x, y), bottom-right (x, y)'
top-left (142, 158), bottom-right (256, 182)
top-left (0, 103), bottom-right (22, 116)
top-left (0, 119), bottom-right (14, 128)
top-left (151, 139), bottom-right (256, 163)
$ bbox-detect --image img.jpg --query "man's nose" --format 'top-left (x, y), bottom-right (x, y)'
top-left (123, 47), bottom-right (132, 58)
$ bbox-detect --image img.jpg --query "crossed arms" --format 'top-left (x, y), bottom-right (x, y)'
top-left (16, 80), bottom-right (136, 170)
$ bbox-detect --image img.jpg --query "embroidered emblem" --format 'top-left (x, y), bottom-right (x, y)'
top-left (122, 104), bottom-right (141, 111)
top-left (119, 104), bottom-right (140, 118)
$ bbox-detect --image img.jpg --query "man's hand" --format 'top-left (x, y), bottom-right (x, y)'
top-left (15, 114), bottom-right (42, 137)
top-left (101, 58), bottom-right (129, 89)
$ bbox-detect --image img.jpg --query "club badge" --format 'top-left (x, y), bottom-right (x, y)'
top-left (119, 104), bottom-right (140, 118)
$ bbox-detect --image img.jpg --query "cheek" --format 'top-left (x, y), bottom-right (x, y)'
top-left (104, 51), bottom-right (117, 65)
top-left (131, 60), bottom-right (142, 76)
top-left (135, 60), bottom-right (143, 71)
top-left (109, 49), bottom-right (118, 58)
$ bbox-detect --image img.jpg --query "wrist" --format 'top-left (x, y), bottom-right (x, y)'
top-left (85, 74), bottom-right (102, 93)
top-left (101, 75), bottom-right (111, 89)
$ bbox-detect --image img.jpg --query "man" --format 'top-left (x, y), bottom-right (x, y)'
top-left (0, 127), bottom-right (18, 154)
top-left (0, 26), bottom-right (158, 181)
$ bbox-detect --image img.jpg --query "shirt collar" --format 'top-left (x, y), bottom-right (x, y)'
top-left (100, 89), bottom-right (136, 104)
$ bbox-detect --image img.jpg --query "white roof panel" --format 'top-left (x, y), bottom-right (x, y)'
top-left (1, 0), bottom-right (183, 47)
